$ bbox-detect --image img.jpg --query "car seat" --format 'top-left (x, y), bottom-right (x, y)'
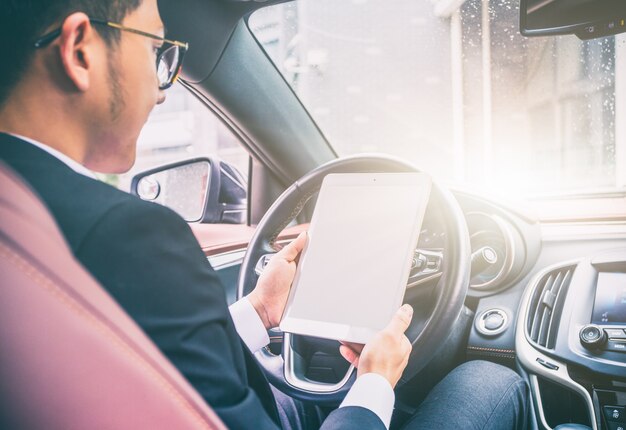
top-left (0, 161), bottom-right (226, 429)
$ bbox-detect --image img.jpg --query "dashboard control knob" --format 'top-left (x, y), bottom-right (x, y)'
top-left (485, 313), bottom-right (505, 330)
top-left (579, 324), bottom-right (607, 349)
top-left (475, 309), bottom-right (508, 336)
top-left (471, 246), bottom-right (498, 275)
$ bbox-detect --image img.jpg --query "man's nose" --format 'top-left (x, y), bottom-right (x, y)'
top-left (157, 90), bottom-right (166, 105)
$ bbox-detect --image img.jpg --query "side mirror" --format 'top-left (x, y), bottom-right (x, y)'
top-left (131, 157), bottom-right (247, 224)
top-left (520, 0), bottom-right (626, 39)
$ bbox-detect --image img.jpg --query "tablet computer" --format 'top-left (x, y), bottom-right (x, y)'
top-left (279, 172), bottom-right (432, 344)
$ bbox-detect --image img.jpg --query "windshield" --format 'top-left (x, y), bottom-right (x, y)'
top-left (249, 0), bottom-right (623, 201)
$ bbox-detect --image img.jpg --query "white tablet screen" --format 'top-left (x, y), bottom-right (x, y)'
top-left (280, 172), bottom-right (431, 343)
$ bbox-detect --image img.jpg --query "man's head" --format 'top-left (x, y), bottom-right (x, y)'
top-left (0, 0), bottom-right (176, 173)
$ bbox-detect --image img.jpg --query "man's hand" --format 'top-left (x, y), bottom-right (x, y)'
top-left (247, 232), bottom-right (307, 330)
top-left (339, 304), bottom-right (413, 388)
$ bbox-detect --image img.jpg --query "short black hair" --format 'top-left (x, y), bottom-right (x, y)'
top-left (0, 0), bottom-right (143, 105)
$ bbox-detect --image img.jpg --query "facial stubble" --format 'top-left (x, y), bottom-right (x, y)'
top-left (107, 50), bottom-right (125, 122)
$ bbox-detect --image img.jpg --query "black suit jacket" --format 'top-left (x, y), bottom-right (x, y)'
top-left (0, 133), bottom-right (384, 430)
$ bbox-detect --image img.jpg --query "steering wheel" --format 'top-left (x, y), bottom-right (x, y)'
top-left (237, 155), bottom-right (470, 403)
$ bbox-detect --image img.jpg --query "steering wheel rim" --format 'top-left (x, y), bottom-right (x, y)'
top-left (237, 154), bottom-right (471, 403)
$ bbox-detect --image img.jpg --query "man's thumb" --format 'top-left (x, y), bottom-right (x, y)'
top-left (279, 231), bottom-right (307, 261)
top-left (386, 304), bottom-right (413, 333)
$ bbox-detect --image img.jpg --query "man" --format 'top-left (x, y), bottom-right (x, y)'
top-left (0, 1), bottom-right (528, 429)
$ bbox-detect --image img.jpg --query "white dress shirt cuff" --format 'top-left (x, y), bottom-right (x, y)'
top-left (229, 297), bottom-right (271, 353)
top-left (339, 372), bottom-right (395, 429)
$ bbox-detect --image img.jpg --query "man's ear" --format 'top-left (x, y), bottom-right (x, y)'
top-left (57, 13), bottom-right (97, 92)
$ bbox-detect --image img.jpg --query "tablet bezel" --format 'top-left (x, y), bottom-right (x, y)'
top-left (279, 172), bottom-right (432, 344)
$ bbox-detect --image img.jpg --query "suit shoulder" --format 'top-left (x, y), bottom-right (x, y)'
top-left (81, 189), bottom-right (196, 255)
top-left (98, 190), bottom-right (188, 228)
top-left (61, 174), bottom-right (183, 227)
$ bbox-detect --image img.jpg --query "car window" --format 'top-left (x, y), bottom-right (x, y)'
top-left (106, 83), bottom-right (249, 197)
top-left (248, 0), bottom-right (623, 201)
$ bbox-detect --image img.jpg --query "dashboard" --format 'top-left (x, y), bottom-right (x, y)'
top-left (416, 193), bottom-right (536, 297)
top-left (516, 251), bottom-right (626, 430)
top-left (202, 189), bottom-right (626, 430)
top-left (430, 191), bottom-right (626, 430)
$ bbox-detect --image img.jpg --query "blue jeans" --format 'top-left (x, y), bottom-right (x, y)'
top-left (400, 360), bottom-right (529, 430)
top-left (273, 360), bottom-right (529, 430)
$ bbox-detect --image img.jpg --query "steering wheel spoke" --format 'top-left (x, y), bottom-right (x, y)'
top-left (283, 333), bottom-right (356, 393)
top-left (407, 248), bottom-right (444, 288)
top-left (254, 253), bottom-right (277, 276)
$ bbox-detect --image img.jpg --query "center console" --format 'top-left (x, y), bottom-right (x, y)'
top-left (578, 270), bottom-right (626, 356)
top-left (516, 249), bottom-right (626, 430)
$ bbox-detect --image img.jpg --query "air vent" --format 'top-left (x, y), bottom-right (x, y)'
top-left (526, 266), bottom-right (575, 349)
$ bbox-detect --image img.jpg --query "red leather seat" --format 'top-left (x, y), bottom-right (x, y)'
top-left (0, 162), bottom-right (226, 429)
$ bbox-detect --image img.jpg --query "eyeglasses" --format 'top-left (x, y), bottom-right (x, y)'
top-left (34, 18), bottom-right (189, 90)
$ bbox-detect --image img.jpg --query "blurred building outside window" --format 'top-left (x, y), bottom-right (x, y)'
top-left (249, 0), bottom-right (626, 200)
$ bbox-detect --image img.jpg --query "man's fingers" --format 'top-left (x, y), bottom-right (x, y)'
top-left (385, 304), bottom-right (414, 334)
top-left (277, 231), bottom-right (307, 262)
top-left (340, 341), bottom-right (364, 355)
top-left (339, 344), bottom-right (360, 367)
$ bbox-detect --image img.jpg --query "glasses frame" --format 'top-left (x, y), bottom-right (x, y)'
top-left (34, 18), bottom-right (189, 90)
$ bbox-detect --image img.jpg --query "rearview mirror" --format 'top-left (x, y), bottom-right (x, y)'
top-left (520, 0), bottom-right (626, 39)
top-left (131, 157), bottom-right (247, 224)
